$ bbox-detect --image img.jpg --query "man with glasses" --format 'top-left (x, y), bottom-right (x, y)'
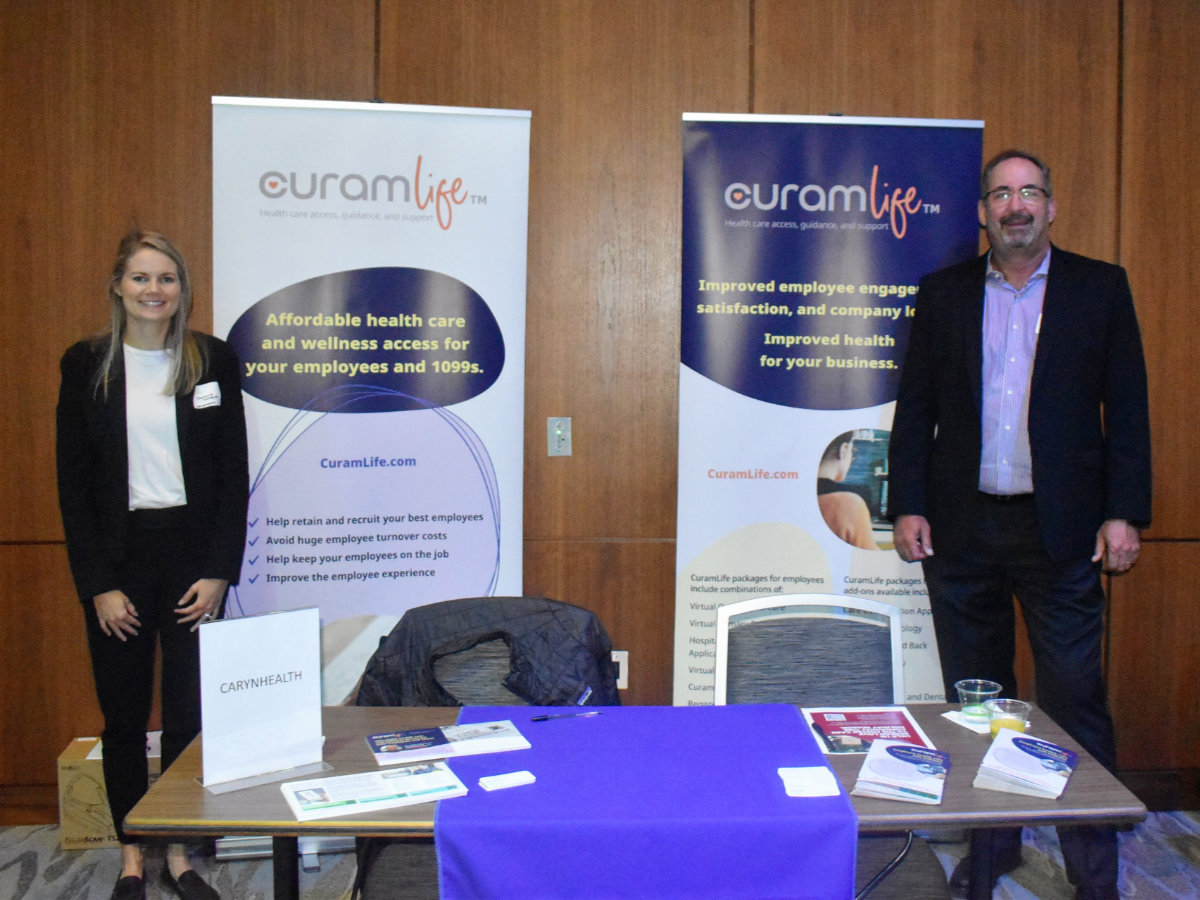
top-left (889, 150), bottom-right (1151, 900)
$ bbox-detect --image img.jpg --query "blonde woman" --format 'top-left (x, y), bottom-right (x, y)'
top-left (57, 230), bottom-right (248, 900)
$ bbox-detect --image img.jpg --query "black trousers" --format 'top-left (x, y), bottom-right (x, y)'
top-left (82, 510), bottom-right (215, 845)
top-left (921, 493), bottom-right (1118, 890)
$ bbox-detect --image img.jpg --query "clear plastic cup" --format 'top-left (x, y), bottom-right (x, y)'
top-left (985, 698), bottom-right (1033, 738)
top-left (954, 679), bottom-right (1003, 723)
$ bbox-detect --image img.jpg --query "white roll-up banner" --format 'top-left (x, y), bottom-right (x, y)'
top-left (213, 98), bottom-right (530, 702)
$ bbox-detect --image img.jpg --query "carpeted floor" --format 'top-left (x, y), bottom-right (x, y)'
top-left (2, 813), bottom-right (1198, 898)
top-left (0, 828), bottom-right (357, 900)
top-left (925, 812), bottom-right (1200, 899)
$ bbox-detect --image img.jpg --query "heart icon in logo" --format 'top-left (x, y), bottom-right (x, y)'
top-left (268, 180), bottom-right (280, 190)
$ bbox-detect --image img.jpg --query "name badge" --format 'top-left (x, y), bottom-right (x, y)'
top-left (194, 382), bottom-right (222, 409)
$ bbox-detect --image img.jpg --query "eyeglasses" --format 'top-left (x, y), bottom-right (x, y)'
top-left (983, 185), bottom-right (1051, 205)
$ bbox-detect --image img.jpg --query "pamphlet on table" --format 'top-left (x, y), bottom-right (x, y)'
top-left (366, 719), bottom-right (530, 766)
top-left (281, 761), bottom-right (467, 821)
top-left (851, 739), bottom-right (950, 804)
top-left (973, 728), bottom-right (1077, 799)
top-left (801, 706), bottom-right (935, 754)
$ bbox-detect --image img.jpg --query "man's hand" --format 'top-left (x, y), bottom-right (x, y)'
top-left (894, 514), bottom-right (934, 563)
top-left (1094, 519), bottom-right (1141, 574)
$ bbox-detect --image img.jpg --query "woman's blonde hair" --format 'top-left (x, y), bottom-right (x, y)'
top-left (92, 229), bottom-right (206, 398)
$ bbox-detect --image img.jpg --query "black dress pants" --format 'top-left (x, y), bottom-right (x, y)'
top-left (921, 493), bottom-right (1118, 891)
top-left (83, 510), bottom-right (213, 845)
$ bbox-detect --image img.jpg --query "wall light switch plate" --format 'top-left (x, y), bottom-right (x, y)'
top-left (611, 650), bottom-right (628, 690)
top-left (547, 417), bottom-right (572, 456)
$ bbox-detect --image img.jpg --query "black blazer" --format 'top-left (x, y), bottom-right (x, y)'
top-left (56, 333), bottom-right (250, 603)
top-left (888, 246), bottom-right (1152, 562)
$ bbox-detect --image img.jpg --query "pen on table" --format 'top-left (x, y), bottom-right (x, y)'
top-left (530, 711), bottom-right (603, 722)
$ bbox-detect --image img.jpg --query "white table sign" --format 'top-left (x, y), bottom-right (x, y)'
top-left (199, 607), bottom-right (323, 786)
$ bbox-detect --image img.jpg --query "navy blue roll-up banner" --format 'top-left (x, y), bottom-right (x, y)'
top-left (675, 114), bottom-right (983, 705)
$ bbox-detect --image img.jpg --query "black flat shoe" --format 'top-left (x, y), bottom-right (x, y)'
top-left (110, 875), bottom-right (145, 900)
top-left (160, 868), bottom-right (220, 900)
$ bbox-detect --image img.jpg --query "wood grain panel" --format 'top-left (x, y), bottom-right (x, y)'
top-left (379, 0), bottom-right (750, 541)
top-left (0, 0), bottom-right (375, 543)
top-left (0, 0), bottom-right (375, 790)
top-left (754, 0), bottom-right (1122, 262)
top-left (378, 1), bottom-right (749, 709)
top-left (1119, 2), bottom-right (1200, 539)
top-left (0, 547), bottom-right (101, 785)
top-left (1108, 542), bottom-right (1200, 770)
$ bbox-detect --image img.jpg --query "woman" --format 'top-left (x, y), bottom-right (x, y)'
top-left (57, 230), bottom-right (248, 900)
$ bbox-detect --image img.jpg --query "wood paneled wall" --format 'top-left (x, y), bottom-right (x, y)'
top-left (1110, 0), bottom-right (1200, 771)
top-left (0, 0), bottom-right (377, 786)
top-left (1, 0), bottom-right (1195, 786)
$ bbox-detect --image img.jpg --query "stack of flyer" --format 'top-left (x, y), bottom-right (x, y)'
top-left (851, 739), bottom-right (951, 805)
top-left (366, 720), bottom-right (530, 765)
top-left (279, 720), bottom-right (531, 822)
top-left (973, 729), bottom-right (1078, 799)
top-left (281, 762), bottom-right (467, 822)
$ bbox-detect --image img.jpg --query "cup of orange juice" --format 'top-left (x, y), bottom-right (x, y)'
top-left (984, 699), bottom-right (1032, 738)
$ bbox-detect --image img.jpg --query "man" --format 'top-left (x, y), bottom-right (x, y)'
top-left (888, 150), bottom-right (1151, 900)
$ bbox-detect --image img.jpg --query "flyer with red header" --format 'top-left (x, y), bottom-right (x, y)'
top-left (801, 706), bottom-right (935, 754)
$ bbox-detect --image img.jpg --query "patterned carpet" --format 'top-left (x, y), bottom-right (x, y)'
top-left (2, 813), bottom-right (1198, 898)
top-left (0, 828), bottom-right (357, 900)
top-left (926, 812), bottom-right (1200, 899)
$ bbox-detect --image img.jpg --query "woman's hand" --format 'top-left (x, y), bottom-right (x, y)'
top-left (176, 578), bottom-right (229, 631)
top-left (93, 590), bottom-right (140, 640)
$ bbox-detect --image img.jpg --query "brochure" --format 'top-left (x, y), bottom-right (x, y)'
top-left (973, 728), bottom-right (1078, 799)
top-left (281, 761), bottom-right (467, 821)
top-left (366, 719), bottom-right (530, 766)
top-left (851, 739), bottom-right (950, 805)
top-left (801, 706), bottom-right (936, 754)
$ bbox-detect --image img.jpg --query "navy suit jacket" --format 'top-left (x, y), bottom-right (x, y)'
top-left (56, 333), bottom-right (249, 603)
top-left (888, 246), bottom-right (1151, 562)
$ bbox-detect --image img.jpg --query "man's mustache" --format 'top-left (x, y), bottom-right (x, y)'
top-left (1001, 212), bottom-right (1034, 227)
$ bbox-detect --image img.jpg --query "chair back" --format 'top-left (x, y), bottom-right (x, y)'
top-left (713, 594), bottom-right (904, 706)
top-left (432, 638), bottom-right (528, 705)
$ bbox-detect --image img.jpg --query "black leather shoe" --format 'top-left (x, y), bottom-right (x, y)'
top-left (1073, 887), bottom-right (1119, 900)
top-left (948, 849), bottom-right (1022, 898)
top-left (160, 868), bottom-right (220, 900)
top-left (110, 875), bottom-right (145, 900)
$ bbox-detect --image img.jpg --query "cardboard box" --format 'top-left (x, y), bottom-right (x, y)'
top-left (57, 734), bottom-right (161, 850)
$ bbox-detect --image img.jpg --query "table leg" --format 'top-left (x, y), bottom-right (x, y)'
top-left (273, 836), bottom-right (300, 900)
top-left (967, 828), bottom-right (995, 900)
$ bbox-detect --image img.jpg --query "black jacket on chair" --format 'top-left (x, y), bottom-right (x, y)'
top-left (355, 595), bottom-right (621, 707)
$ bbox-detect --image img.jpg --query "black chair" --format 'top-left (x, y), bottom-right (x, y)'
top-left (352, 595), bottom-right (620, 899)
top-left (713, 594), bottom-right (950, 900)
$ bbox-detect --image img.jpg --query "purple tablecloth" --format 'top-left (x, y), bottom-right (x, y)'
top-left (436, 704), bottom-right (858, 899)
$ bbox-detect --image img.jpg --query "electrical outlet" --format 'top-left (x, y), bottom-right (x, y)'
top-left (547, 417), bottom-right (572, 456)
top-left (611, 650), bottom-right (628, 690)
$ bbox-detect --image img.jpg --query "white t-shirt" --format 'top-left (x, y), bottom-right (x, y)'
top-left (124, 344), bottom-right (187, 510)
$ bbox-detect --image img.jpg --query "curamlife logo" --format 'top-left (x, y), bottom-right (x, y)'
top-left (258, 155), bottom-right (469, 231)
top-left (723, 164), bottom-right (927, 239)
